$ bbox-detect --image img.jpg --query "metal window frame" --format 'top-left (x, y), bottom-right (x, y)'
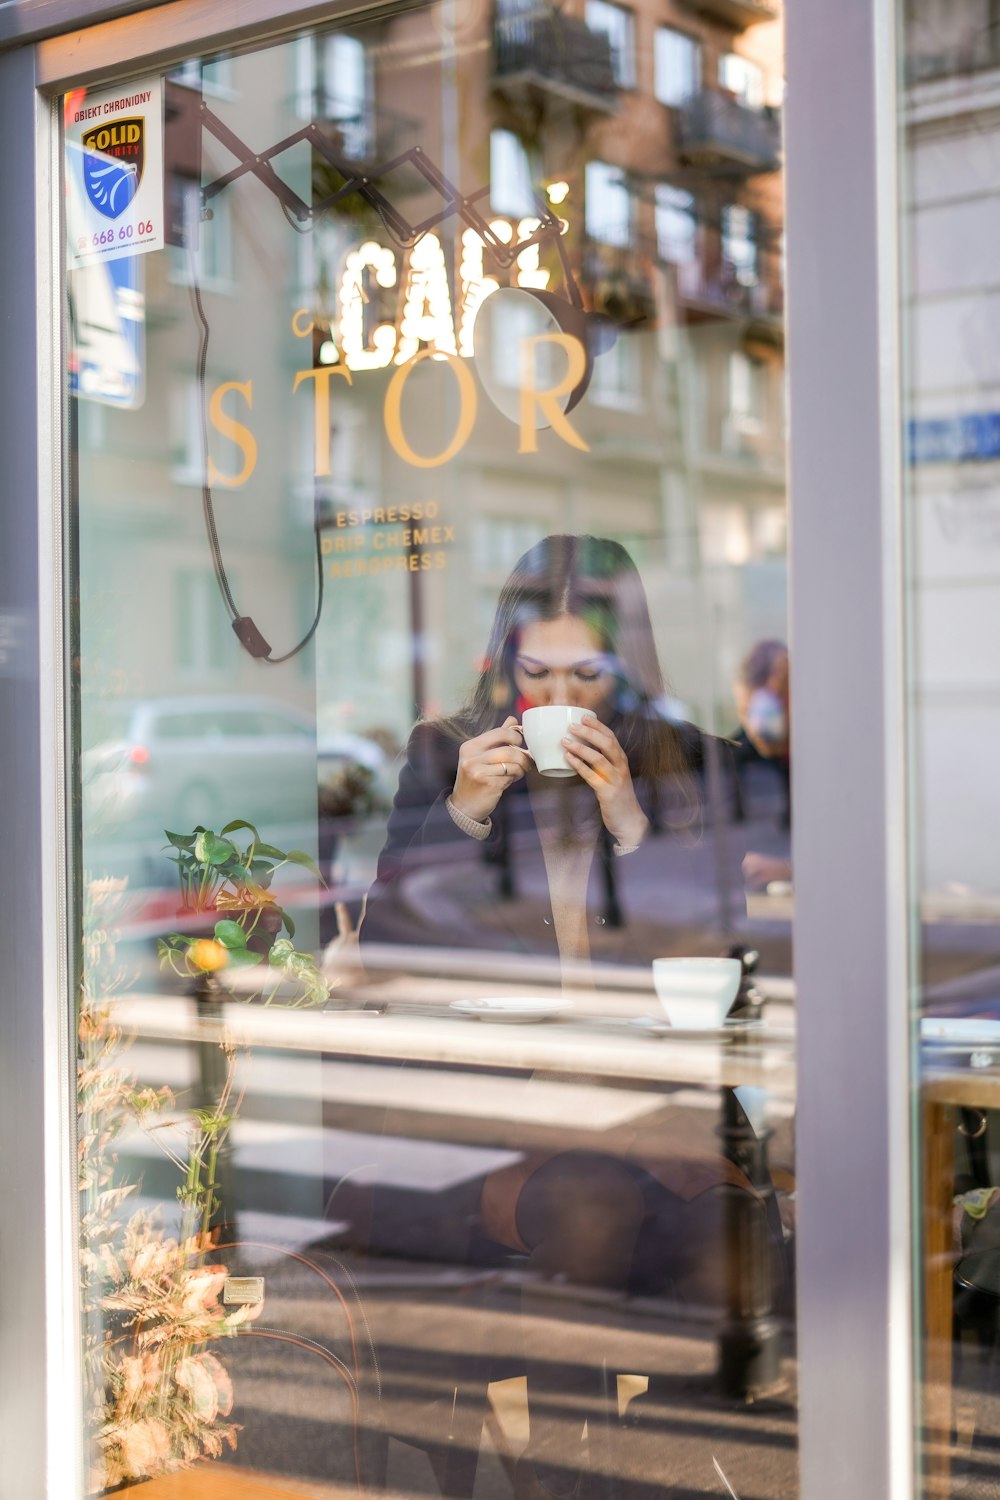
top-left (0, 46), bottom-right (80, 1500)
top-left (2, 0), bottom-right (917, 1492)
top-left (785, 0), bottom-right (915, 1497)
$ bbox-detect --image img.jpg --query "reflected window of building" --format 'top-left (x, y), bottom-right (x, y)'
top-left (490, 128), bottom-right (537, 218)
top-left (655, 183), bottom-right (698, 264)
top-left (590, 333), bottom-right (643, 409)
top-left (474, 516), bottom-right (541, 575)
top-left (585, 0), bottom-right (636, 89)
top-left (294, 31), bottom-right (370, 156)
top-left (585, 160), bottom-right (632, 245)
top-left (168, 373), bottom-right (205, 484)
top-left (725, 350), bottom-right (765, 454)
top-left (721, 203), bottom-right (758, 286)
top-left (719, 51), bottom-right (765, 111)
top-left (174, 568), bottom-right (232, 676)
top-left (167, 181), bottom-right (233, 289)
top-left (169, 54), bottom-right (235, 96)
top-left (654, 25), bottom-right (701, 108)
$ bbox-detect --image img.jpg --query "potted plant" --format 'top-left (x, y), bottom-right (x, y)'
top-left (157, 820), bottom-right (328, 1007)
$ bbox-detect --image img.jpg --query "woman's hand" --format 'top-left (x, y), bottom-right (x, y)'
top-left (563, 716), bottom-right (649, 849)
top-left (451, 716), bottom-right (532, 824)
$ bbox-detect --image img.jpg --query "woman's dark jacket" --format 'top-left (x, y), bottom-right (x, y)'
top-left (359, 717), bottom-right (750, 967)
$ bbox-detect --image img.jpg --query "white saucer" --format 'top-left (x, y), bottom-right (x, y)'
top-left (629, 1016), bottom-right (756, 1040)
top-left (449, 997), bottom-right (573, 1024)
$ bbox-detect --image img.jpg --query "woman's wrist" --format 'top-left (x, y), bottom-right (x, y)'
top-left (609, 810), bottom-right (649, 854)
top-left (446, 795), bottom-right (492, 840)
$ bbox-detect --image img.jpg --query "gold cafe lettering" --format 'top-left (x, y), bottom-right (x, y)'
top-left (205, 229), bottom-right (590, 486)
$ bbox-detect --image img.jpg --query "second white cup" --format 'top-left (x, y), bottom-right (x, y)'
top-left (521, 705), bottom-right (591, 777)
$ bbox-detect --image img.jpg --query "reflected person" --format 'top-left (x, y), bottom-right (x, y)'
top-left (731, 638), bottom-right (792, 891)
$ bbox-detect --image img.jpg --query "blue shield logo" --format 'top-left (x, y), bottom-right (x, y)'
top-left (81, 116), bottom-right (144, 220)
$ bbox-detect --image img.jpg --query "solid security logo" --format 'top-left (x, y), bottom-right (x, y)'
top-left (81, 116), bottom-right (145, 220)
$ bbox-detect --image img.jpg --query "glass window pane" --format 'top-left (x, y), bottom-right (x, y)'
top-left (902, 7), bottom-right (1000, 1493)
top-left (63, 7), bottom-right (794, 1499)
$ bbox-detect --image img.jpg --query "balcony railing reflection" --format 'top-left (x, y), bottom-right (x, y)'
top-left (310, 97), bottom-right (420, 168)
top-left (493, 0), bottom-right (619, 113)
top-left (676, 258), bottom-right (784, 322)
top-left (678, 88), bottom-right (781, 175)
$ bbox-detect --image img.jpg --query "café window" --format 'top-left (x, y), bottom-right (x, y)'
top-left (61, 12), bottom-right (796, 1500)
top-left (585, 159), bottom-right (632, 245)
top-left (585, 0), bottom-right (636, 89)
top-left (654, 26), bottom-right (701, 108)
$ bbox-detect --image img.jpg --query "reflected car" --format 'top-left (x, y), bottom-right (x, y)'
top-left (82, 695), bottom-right (317, 839)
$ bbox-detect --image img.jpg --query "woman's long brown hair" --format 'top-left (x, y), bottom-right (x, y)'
top-left (439, 534), bottom-right (692, 787)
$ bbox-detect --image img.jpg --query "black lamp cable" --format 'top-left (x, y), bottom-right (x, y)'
top-left (190, 273), bottom-right (324, 662)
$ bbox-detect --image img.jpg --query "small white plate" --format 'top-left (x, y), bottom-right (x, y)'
top-left (449, 997), bottom-right (573, 1024)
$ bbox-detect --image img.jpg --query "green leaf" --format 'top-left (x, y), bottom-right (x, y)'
top-left (214, 919), bottom-right (247, 949)
top-left (252, 842), bottom-right (285, 860)
top-left (269, 939), bottom-right (294, 966)
top-left (282, 911), bottom-right (296, 940)
top-left (220, 818), bottom-right (260, 840)
top-left (195, 831), bottom-right (237, 866)
top-left (163, 830), bottom-right (197, 850)
top-left (284, 849), bottom-right (324, 881)
top-left (226, 947), bottom-right (261, 968)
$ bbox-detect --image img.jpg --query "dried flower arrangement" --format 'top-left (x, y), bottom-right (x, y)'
top-left (80, 877), bottom-right (263, 1492)
top-left (81, 825), bottom-right (328, 1491)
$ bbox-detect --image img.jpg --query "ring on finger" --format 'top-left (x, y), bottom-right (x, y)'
top-left (501, 762), bottom-right (508, 777)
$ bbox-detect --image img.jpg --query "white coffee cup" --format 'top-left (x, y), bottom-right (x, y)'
top-left (521, 705), bottom-right (591, 777)
top-left (651, 957), bottom-right (742, 1030)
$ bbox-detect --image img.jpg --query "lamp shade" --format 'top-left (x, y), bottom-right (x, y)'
top-left (472, 285), bottom-right (600, 427)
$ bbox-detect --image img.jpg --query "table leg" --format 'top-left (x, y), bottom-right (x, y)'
top-left (923, 1099), bottom-right (955, 1496)
top-left (717, 1085), bottom-right (782, 1398)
